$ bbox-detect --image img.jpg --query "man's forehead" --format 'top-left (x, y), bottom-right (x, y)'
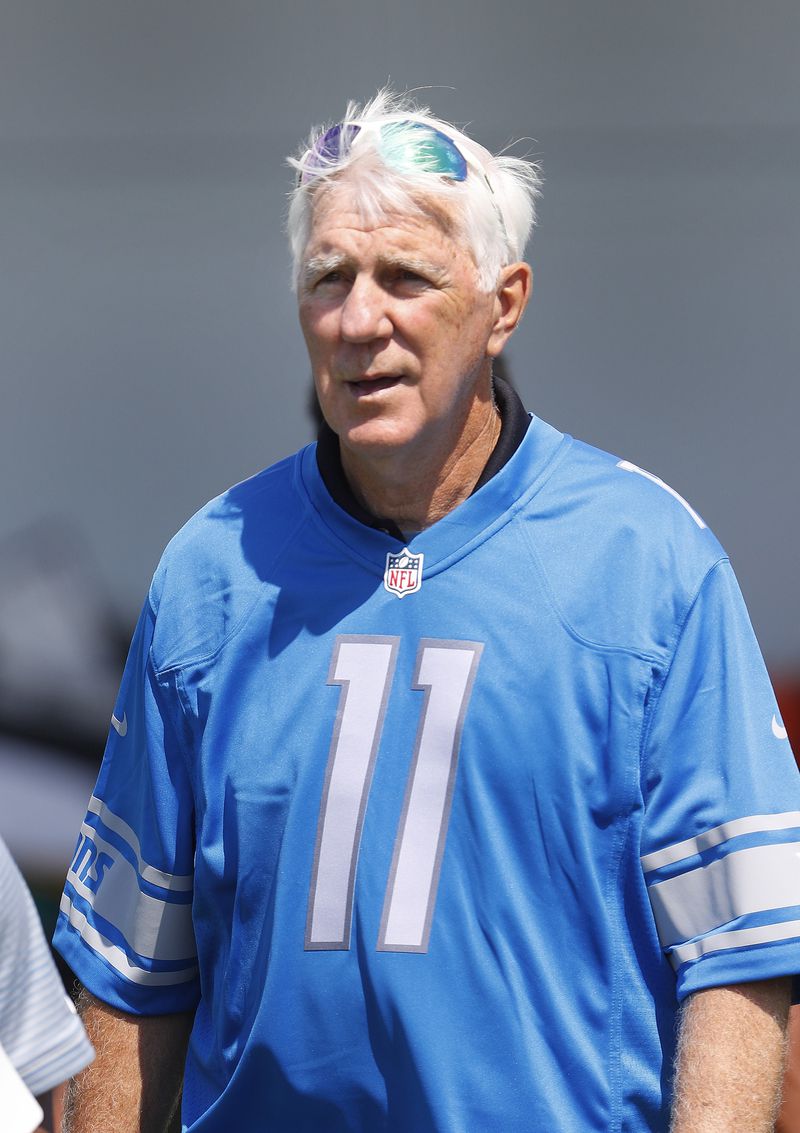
top-left (308, 183), bottom-right (459, 242)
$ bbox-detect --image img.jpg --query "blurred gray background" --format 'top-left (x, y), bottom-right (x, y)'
top-left (1, 1), bottom-right (799, 874)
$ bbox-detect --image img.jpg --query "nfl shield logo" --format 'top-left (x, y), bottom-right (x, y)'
top-left (383, 549), bottom-right (424, 598)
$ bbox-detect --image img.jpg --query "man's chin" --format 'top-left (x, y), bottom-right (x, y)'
top-left (336, 417), bottom-right (420, 459)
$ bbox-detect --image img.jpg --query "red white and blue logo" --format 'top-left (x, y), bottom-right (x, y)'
top-left (383, 549), bottom-right (424, 598)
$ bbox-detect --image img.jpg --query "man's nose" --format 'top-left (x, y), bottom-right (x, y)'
top-left (340, 276), bottom-right (392, 343)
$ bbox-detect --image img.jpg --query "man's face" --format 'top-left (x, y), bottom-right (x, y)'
top-left (297, 186), bottom-right (500, 466)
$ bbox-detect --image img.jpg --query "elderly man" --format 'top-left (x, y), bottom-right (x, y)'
top-left (55, 91), bottom-right (800, 1132)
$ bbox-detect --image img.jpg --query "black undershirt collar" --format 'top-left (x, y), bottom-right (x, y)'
top-left (315, 374), bottom-right (529, 542)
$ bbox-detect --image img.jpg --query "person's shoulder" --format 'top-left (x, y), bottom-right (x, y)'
top-left (161, 450), bottom-right (302, 563)
top-left (146, 448), bottom-right (311, 672)
top-left (526, 432), bottom-right (728, 658)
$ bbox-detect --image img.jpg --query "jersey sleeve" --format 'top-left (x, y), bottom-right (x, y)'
top-left (0, 837), bottom-right (94, 1095)
top-left (640, 558), bottom-right (800, 1001)
top-left (53, 595), bottom-right (200, 1014)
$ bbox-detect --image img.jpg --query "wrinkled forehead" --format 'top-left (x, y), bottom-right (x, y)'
top-left (305, 175), bottom-right (466, 255)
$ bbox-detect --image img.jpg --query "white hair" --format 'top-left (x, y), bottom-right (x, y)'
top-left (287, 89), bottom-right (541, 292)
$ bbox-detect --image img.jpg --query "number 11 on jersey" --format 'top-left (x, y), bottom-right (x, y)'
top-left (306, 635), bottom-right (483, 954)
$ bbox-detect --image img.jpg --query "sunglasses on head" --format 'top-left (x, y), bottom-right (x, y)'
top-left (298, 118), bottom-right (489, 188)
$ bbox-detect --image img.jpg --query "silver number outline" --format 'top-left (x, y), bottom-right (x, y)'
top-left (306, 635), bottom-right (483, 953)
top-left (305, 635), bottom-right (399, 950)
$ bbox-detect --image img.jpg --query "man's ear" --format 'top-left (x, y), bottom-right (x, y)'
top-left (487, 263), bottom-right (533, 357)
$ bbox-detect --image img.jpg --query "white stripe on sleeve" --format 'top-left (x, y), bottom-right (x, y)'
top-left (60, 894), bottom-right (198, 987)
top-left (641, 812), bottom-right (800, 871)
top-left (67, 823), bottom-right (195, 963)
top-left (670, 918), bottom-right (800, 968)
top-left (86, 796), bottom-right (193, 891)
top-left (648, 841), bottom-right (800, 948)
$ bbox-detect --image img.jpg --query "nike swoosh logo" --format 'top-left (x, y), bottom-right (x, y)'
top-left (111, 712), bottom-right (128, 737)
top-left (772, 714), bottom-right (788, 741)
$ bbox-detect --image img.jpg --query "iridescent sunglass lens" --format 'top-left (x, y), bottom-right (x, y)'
top-left (300, 123), bottom-right (361, 184)
top-left (377, 122), bottom-right (468, 181)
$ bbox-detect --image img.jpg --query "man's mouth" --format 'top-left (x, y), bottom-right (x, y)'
top-left (346, 375), bottom-right (403, 395)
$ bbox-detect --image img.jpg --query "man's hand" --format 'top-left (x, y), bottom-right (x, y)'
top-left (671, 977), bottom-right (791, 1132)
top-left (65, 990), bottom-right (193, 1133)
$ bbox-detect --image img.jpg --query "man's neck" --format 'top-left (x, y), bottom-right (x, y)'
top-left (340, 402), bottom-right (501, 537)
top-left (315, 374), bottom-right (530, 541)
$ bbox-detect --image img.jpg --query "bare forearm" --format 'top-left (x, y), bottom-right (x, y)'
top-left (671, 977), bottom-right (791, 1133)
top-left (65, 990), bottom-right (193, 1133)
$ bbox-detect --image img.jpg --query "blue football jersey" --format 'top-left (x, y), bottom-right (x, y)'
top-left (54, 416), bottom-right (800, 1131)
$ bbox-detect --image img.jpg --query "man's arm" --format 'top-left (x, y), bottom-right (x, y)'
top-left (671, 977), bottom-right (791, 1132)
top-left (65, 990), bottom-right (193, 1133)
top-left (35, 1083), bottom-right (65, 1133)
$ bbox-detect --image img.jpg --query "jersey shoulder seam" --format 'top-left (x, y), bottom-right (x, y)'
top-left (637, 554), bottom-right (731, 760)
top-left (149, 505), bottom-right (312, 677)
top-left (519, 519), bottom-right (666, 663)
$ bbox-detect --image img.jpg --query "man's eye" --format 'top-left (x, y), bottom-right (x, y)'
top-left (396, 269), bottom-right (429, 286)
top-left (308, 270), bottom-right (352, 294)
